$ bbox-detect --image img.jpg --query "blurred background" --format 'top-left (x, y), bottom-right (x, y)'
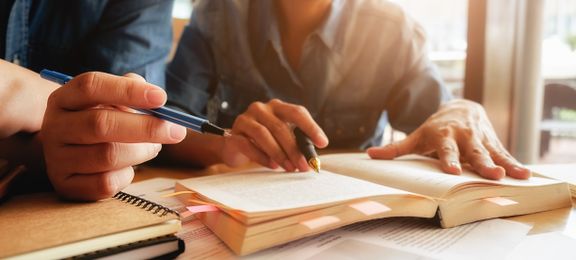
top-left (172, 0), bottom-right (576, 164)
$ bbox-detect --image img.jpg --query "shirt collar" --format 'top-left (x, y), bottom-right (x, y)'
top-left (250, 0), bottom-right (345, 53)
top-left (315, 0), bottom-right (346, 52)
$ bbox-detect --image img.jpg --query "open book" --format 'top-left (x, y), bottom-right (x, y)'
top-left (175, 153), bottom-right (572, 256)
top-left (0, 192), bottom-right (184, 259)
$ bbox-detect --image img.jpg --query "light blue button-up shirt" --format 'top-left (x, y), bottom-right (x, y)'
top-left (167, 0), bottom-right (451, 149)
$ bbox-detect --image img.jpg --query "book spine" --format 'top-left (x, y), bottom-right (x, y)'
top-left (113, 192), bottom-right (179, 217)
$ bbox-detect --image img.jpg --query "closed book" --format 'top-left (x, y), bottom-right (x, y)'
top-left (0, 192), bottom-right (184, 259)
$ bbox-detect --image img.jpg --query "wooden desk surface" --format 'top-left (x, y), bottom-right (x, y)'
top-left (134, 163), bottom-right (576, 239)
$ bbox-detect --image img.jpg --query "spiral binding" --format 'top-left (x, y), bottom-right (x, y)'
top-left (113, 192), bottom-right (179, 217)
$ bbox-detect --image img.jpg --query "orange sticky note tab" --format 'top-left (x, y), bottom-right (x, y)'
top-left (349, 201), bottom-right (391, 216)
top-left (483, 197), bottom-right (518, 206)
top-left (186, 205), bottom-right (220, 213)
top-left (300, 216), bottom-right (340, 230)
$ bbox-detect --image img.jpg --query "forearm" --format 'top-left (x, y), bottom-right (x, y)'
top-left (159, 130), bottom-right (226, 167)
top-left (0, 59), bottom-right (58, 137)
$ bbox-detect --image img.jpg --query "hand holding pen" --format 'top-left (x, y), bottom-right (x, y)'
top-left (41, 71), bottom-right (192, 201)
top-left (220, 99), bottom-right (328, 172)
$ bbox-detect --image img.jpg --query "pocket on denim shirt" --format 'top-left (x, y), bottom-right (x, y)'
top-left (210, 79), bottom-right (268, 128)
top-left (319, 109), bottom-right (384, 149)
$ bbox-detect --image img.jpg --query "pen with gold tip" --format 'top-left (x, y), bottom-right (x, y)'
top-left (294, 128), bottom-right (321, 173)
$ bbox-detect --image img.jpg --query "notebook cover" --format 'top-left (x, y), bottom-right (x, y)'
top-left (0, 192), bottom-right (180, 258)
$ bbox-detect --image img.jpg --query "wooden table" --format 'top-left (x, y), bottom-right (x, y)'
top-left (134, 163), bottom-right (576, 239)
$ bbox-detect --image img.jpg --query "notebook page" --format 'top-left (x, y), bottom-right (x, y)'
top-left (178, 169), bottom-right (415, 213)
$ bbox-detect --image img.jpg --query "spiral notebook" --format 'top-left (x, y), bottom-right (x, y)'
top-left (0, 192), bottom-right (184, 259)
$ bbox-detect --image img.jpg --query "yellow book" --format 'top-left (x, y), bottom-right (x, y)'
top-left (0, 192), bottom-right (183, 259)
top-left (175, 153), bottom-right (572, 256)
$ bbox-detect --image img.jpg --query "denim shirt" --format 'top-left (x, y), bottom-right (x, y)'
top-left (167, 0), bottom-right (451, 149)
top-left (1, 0), bottom-right (173, 86)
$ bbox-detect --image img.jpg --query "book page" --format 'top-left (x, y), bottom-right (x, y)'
top-left (177, 169), bottom-right (416, 213)
top-left (320, 153), bottom-right (560, 198)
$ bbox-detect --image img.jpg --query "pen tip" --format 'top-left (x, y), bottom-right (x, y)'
top-left (308, 157), bottom-right (321, 174)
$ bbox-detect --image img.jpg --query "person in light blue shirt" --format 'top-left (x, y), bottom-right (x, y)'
top-left (165, 0), bottom-right (531, 180)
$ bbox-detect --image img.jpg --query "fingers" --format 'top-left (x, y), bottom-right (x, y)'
top-left (53, 167), bottom-right (135, 201)
top-left (233, 114), bottom-right (292, 170)
top-left (461, 137), bottom-right (505, 180)
top-left (44, 109), bottom-right (186, 144)
top-left (269, 99), bottom-right (329, 148)
top-left (485, 142), bottom-right (531, 179)
top-left (250, 103), bottom-right (309, 171)
top-left (231, 99), bottom-right (326, 172)
top-left (50, 72), bottom-right (167, 110)
top-left (45, 143), bottom-right (162, 174)
top-left (435, 137), bottom-right (462, 175)
top-left (222, 135), bottom-right (271, 168)
top-left (41, 71), bottom-right (183, 201)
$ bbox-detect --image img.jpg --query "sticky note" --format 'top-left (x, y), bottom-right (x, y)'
top-left (483, 197), bottom-right (519, 206)
top-left (300, 216), bottom-right (340, 230)
top-left (186, 205), bottom-right (220, 213)
top-left (349, 201), bottom-right (391, 216)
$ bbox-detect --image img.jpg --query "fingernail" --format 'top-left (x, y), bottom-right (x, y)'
top-left (513, 165), bottom-right (526, 172)
top-left (145, 89), bottom-right (166, 106)
top-left (315, 131), bottom-right (328, 142)
top-left (283, 161), bottom-right (295, 172)
top-left (153, 143), bottom-right (162, 156)
top-left (170, 125), bottom-right (186, 141)
top-left (269, 161), bottom-right (279, 169)
top-left (450, 161), bottom-right (460, 169)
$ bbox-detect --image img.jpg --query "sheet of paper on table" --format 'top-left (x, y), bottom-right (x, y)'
top-left (507, 232), bottom-right (576, 260)
top-left (246, 218), bottom-right (532, 260)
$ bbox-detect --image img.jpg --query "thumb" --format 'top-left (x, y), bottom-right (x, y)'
top-left (367, 135), bottom-right (417, 160)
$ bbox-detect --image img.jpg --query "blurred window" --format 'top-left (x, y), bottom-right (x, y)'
top-left (539, 0), bottom-right (576, 163)
top-left (391, 0), bottom-right (468, 98)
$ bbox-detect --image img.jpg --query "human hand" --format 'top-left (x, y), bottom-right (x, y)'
top-left (41, 72), bottom-right (187, 201)
top-left (367, 99), bottom-right (531, 180)
top-left (220, 99), bottom-right (328, 172)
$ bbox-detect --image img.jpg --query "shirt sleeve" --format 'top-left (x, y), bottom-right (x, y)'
top-left (385, 19), bottom-right (452, 134)
top-left (77, 0), bottom-right (173, 87)
top-left (165, 8), bottom-right (218, 116)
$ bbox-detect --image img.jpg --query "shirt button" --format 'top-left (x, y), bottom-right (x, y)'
top-left (359, 126), bottom-right (366, 134)
top-left (13, 55), bottom-right (20, 65)
top-left (221, 101), bottom-right (229, 110)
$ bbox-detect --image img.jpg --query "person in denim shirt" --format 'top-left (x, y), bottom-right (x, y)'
top-left (165, 0), bottom-right (531, 180)
top-left (0, 0), bottom-right (187, 201)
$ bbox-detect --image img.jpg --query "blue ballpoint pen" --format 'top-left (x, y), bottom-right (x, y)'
top-left (40, 69), bottom-right (226, 136)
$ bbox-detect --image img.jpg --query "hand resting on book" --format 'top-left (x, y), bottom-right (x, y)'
top-left (368, 99), bottom-right (531, 180)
